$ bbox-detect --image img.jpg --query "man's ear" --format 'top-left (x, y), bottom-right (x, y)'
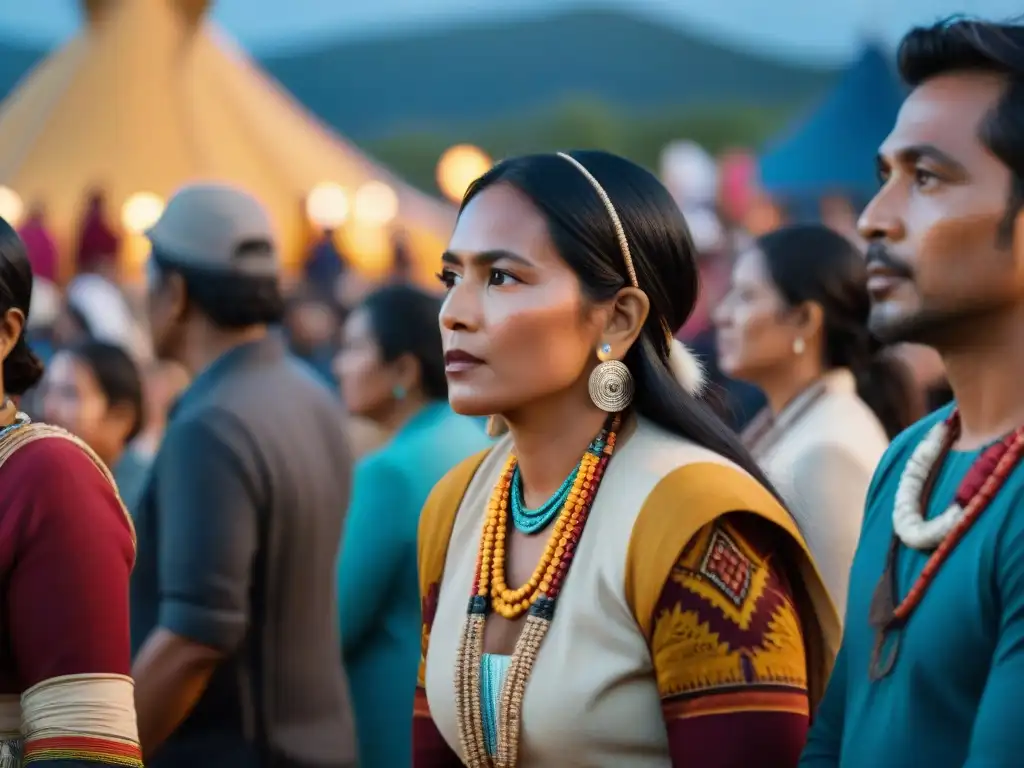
top-left (597, 287), bottom-right (650, 360)
top-left (163, 272), bottom-right (190, 323)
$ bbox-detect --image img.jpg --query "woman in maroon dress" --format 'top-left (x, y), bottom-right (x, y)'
top-left (0, 216), bottom-right (142, 767)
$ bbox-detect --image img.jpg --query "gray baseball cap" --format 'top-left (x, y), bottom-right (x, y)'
top-left (146, 183), bottom-right (279, 278)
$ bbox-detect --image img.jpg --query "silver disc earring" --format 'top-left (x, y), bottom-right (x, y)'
top-left (588, 343), bottom-right (634, 412)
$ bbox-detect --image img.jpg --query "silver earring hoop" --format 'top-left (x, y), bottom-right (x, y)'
top-left (588, 360), bottom-right (634, 412)
top-left (793, 337), bottom-right (806, 355)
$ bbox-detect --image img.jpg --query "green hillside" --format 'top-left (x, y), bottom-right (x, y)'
top-left (260, 8), bottom-right (839, 139)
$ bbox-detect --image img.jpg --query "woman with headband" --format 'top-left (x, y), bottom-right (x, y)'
top-left (412, 150), bottom-right (840, 767)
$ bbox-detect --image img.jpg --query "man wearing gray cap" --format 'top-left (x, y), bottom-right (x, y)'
top-left (129, 183), bottom-right (356, 768)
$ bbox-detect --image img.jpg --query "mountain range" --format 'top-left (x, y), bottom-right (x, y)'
top-left (0, 8), bottom-right (839, 140)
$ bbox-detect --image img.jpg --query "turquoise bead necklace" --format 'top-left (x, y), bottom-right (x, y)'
top-left (509, 432), bottom-right (609, 534)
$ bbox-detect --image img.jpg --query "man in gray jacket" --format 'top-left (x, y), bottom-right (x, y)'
top-left (130, 183), bottom-right (356, 768)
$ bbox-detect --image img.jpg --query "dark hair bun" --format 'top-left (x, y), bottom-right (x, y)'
top-left (4, 337), bottom-right (44, 396)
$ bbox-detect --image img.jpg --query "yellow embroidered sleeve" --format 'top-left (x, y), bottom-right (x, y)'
top-left (651, 514), bottom-right (810, 721)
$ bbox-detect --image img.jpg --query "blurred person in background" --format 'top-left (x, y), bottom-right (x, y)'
top-left (333, 283), bottom-right (490, 768)
top-left (304, 227), bottom-right (346, 295)
top-left (714, 224), bottom-right (920, 614)
top-left (679, 247), bottom-right (766, 431)
top-left (130, 184), bottom-right (356, 768)
top-left (389, 228), bottom-right (414, 283)
top-left (0, 216), bottom-right (142, 766)
top-left (283, 288), bottom-right (340, 387)
top-left (17, 203), bottom-right (59, 285)
top-left (75, 189), bottom-right (121, 278)
top-left (40, 340), bottom-right (146, 511)
top-left (54, 273), bottom-right (152, 361)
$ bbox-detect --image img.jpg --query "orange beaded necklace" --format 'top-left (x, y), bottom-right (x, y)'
top-left (454, 414), bottom-right (620, 768)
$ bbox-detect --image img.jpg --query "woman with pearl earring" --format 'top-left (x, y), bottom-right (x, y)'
top-left (713, 224), bottom-right (922, 617)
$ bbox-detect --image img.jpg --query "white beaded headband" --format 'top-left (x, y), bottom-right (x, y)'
top-left (555, 151), bottom-right (705, 395)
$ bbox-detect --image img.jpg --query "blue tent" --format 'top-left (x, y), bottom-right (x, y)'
top-left (759, 43), bottom-right (905, 204)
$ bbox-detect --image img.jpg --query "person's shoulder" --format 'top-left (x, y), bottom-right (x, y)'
top-left (162, 406), bottom-right (234, 446)
top-left (621, 417), bottom-right (741, 479)
top-left (871, 404), bottom-right (952, 486)
top-left (808, 387), bottom-right (889, 443)
top-left (3, 427), bottom-right (110, 482)
top-left (354, 447), bottom-right (407, 488)
top-left (283, 354), bottom-right (338, 396)
top-left (0, 429), bottom-right (134, 544)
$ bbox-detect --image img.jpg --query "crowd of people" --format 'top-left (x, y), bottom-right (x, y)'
top-left (0, 14), bottom-right (1017, 768)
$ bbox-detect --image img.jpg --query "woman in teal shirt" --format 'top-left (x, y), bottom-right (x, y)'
top-left (334, 284), bottom-right (490, 768)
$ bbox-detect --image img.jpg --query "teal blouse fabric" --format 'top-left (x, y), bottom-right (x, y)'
top-left (481, 653), bottom-right (512, 756)
top-left (802, 403), bottom-right (1024, 767)
top-left (337, 402), bottom-right (491, 768)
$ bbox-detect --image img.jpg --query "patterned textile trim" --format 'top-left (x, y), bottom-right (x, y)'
top-left (651, 519), bottom-right (809, 701)
top-left (621, 463), bottom-right (840, 714)
top-left (662, 688), bottom-right (810, 721)
top-left (22, 674), bottom-right (140, 758)
top-left (23, 735), bottom-right (142, 765)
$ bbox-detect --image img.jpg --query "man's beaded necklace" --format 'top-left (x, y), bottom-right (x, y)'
top-left (869, 410), bottom-right (1024, 680)
top-left (454, 414), bottom-right (620, 767)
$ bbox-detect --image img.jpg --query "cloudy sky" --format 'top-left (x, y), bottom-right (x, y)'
top-left (1, 0), bottom-right (1020, 63)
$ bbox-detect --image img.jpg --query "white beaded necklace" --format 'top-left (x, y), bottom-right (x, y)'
top-left (892, 419), bottom-right (966, 551)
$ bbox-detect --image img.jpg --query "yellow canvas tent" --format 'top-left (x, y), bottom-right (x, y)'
top-left (0, 0), bottom-right (455, 282)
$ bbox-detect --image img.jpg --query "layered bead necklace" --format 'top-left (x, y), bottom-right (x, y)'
top-left (869, 409), bottom-right (1024, 679)
top-left (454, 414), bottom-right (620, 767)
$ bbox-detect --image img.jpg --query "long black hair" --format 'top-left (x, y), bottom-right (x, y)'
top-left (756, 224), bottom-right (921, 438)
top-left (462, 150), bottom-right (780, 499)
top-left (0, 216), bottom-right (45, 396)
top-left (359, 284), bottom-right (447, 401)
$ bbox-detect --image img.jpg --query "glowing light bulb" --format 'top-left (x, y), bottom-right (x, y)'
top-left (436, 144), bottom-right (492, 203)
top-left (0, 187), bottom-right (25, 227)
top-left (352, 181), bottom-right (398, 226)
top-left (121, 192), bottom-right (165, 233)
top-left (306, 182), bottom-right (350, 228)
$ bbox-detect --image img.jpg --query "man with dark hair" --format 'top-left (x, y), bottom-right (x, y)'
top-left (130, 184), bottom-right (356, 767)
top-left (801, 18), bottom-right (1024, 768)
